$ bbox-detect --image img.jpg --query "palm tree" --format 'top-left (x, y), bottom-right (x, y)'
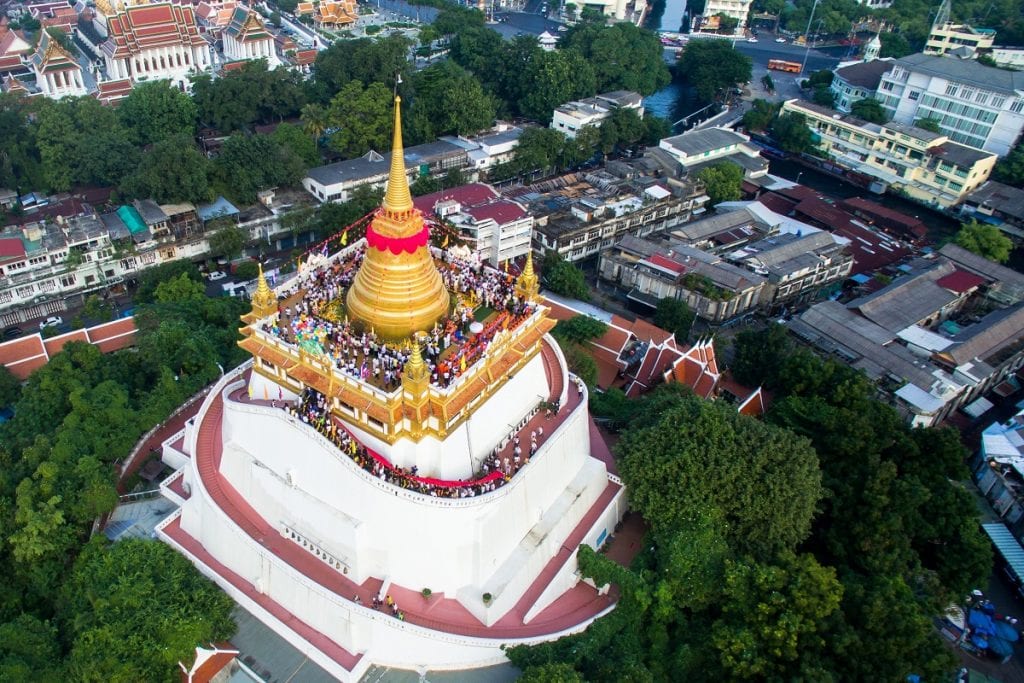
top-left (300, 103), bottom-right (328, 147)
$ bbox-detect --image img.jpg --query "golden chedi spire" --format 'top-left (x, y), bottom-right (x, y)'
top-left (345, 96), bottom-right (450, 341)
top-left (516, 252), bottom-right (540, 302)
top-left (250, 263), bottom-right (278, 318)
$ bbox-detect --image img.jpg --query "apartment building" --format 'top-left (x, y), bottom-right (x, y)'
top-left (781, 99), bottom-right (998, 208)
top-left (550, 91), bottom-right (643, 139)
top-left (414, 183), bottom-right (533, 266)
top-left (924, 22), bottom-right (996, 57)
top-left (701, 0), bottom-right (751, 31)
top-left (529, 170), bottom-right (707, 264)
top-left (658, 127), bottom-right (769, 180)
top-left (830, 60), bottom-right (892, 113)
top-left (876, 54), bottom-right (1024, 156)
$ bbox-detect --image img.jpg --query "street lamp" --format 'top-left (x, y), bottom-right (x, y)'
top-left (800, 0), bottom-right (821, 76)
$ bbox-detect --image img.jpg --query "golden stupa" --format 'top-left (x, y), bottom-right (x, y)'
top-left (345, 96), bottom-right (450, 341)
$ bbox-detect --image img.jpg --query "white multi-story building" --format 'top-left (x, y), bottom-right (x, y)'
top-left (702, 0), bottom-right (751, 31)
top-left (414, 183), bottom-right (533, 266)
top-left (658, 127), bottom-right (769, 179)
top-left (877, 53), bottom-right (1024, 156)
top-left (101, 2), bottom-right (212, 88)
top-left (550, 90), bottom-right (643, 139)
top-left (574, 0), bottom-right (646, 23)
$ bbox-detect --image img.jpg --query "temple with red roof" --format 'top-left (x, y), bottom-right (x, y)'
top-left (101, 3), bottom-right (212, 86)
top-left (0, 317), bottom-right (137, 380)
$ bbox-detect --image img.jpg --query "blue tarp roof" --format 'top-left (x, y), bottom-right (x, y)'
top-left (983, 523), bottom-right (1024, 582)
top-left (851, 273), bottom-right (871, 284)
top-left (197, 196), bottom-right (239, 222)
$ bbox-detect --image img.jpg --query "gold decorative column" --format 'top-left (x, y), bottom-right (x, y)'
top-left (401, 332), bottom-right (431, 437)
top-left (345, 96), bottom-right (450, 341)
top-left (249, 263), bottom-right (279, 319)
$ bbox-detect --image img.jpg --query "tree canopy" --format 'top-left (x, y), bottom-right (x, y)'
top-left (561, 22), bottom-right (670, 96)
top-left (993, 142), bottom-right (1024, 187)
top-left (850, 97), bottom-right (888, 124)
top-left (954, 220), bottom-right (1014, 264)
top-left (542, 251), bottom-right (590, 301)
top-left (118, 81), bottom-right (198, 147)
top-left (696, 161), bottom-right (744, 206)
top-left (674, 41), bottom-right (752, 103)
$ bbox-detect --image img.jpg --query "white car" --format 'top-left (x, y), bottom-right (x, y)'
top-left (775, 37), bottom-right (787, 43)
top-left (747, 37), bottom-right (758, 43)
top-left (207, 270), bottom-right (227, 281)
top-left (39, 315), bottom-right (63, 330)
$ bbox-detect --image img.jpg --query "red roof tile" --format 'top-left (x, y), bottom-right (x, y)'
top-left (464, 200), bottom-right (526, 225)
top-left (0, 336), bottom-right (47, 379)
top-left (413, 183), bottom-right (500, 215)
top-left (0, 237), bottom-right (25, 260)
top-left (937, 269), bottom-right (986, 293)
top-left (647, 252), bottom-right (685, 274)
top-left (43, 329), bottom-right (89, 357)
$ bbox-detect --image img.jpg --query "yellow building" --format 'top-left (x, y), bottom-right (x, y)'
top-left (924, 22), bottom-right (996, 57)
top-left (781, 99), bottom-right (998, 209)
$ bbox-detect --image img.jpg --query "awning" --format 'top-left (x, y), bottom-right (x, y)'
top-left (982, 523), bottom-right (1024, 583)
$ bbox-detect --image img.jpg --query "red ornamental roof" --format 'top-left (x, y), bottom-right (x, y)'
top-left (937, 269), bottom-right (987, 294)
top-left (95, 78), bottom-right (133, 103)
top-left (365, 222), bottom-right (430, 255)
top-left (647, 253), bottom-right (686, 274)
top-left (0, 237), bottom-right (27, 262)
top-left (104, 3), bottom-right (207, 59)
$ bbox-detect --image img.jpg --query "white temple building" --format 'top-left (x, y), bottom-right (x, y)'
top-left (31, 30), bottom-right (87, 98)
top-left (101, 2), bottom-right (212, 87)
top-left (222, 5), bottom-right (279, 68)
top-left (156, 100), bottom-right (627, 681)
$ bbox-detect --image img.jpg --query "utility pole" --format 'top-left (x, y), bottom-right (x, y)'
top-left (800, 0), bottom-right (821, 76)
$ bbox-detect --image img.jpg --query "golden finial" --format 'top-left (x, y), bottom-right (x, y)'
top-left (402, 331), bottom-right (430, 390)
top-left (516, 251), bottom-right (540, 302)
top-left (383, 95), bottom-right (414, 215)
top-left (250, 262), bottom-right (278, 317)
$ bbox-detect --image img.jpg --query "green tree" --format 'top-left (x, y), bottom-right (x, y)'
top-left (214, 133), bottom-right (305, 204)
top-left (715, 13), bottom-right (739, 33)
top-left (850, 97), bottom-right (888, 124)
top-left (675, 40), bottom-right (752, 103)
top-left (312, 35), bottom-right (412, 97)
top-left (0, 365), bottom-right (20, 407)
top-left (271, 121), bottom-right (320, 167)
top-left (0, 614), bottom-right (64, 682)
top-left (122, 134), bottom-right (211, 204)
top-left (730, 323), bottom-right (791, 388)
top-left (710, 552), bottom-right (842, 680)
top-left (117, 81), bottom-right (198, 146)
top-left (561, 22), bottom-right (670, 95)
top-left (409, 61), bottom-right (497, 140)
top-left (82, 294), bottom-right (113, 323)
top-left (993, 142), bottom-right (1024, 186)
top-left (617, 391), bottom-right (822, 559)
top-left (915, 117), bottom-right (942, 133)
top-left (326, 81), bottom-right (394, 158)
top-left (518, 50), bottom-right (598, 123)
top-left (552, 315), bottom-right (608, 345)
top-left (59, 538), bottom-right (236, 683)
top-left (741, 98), bottom-right (779, 132)
top-left (207, 224), bottom-right (247, 260)
top-left (133, 259), bottom-right (204, 304)
top-left (543, 252), bottom-right (590, 300)
top-left (562, 342), bottom-right (598, 387)
top-left (879, 31), bottom-right (912, 58)
top-left (598, 106), bottom-right (647, 154)
top-left (519, 662), bottom-right (584, 683)
top-left (771, 112), bottom-right (817, 154)
top-left (0, 93), bottom-right (44, 191)
top-left (653, 297), bottom-right (695, 342)
top-left (696, 161), bottom-right (744, 205)
top-left (192, 61), bottom-right (306, 133)
top-left (954, 219), bottom-right (1013, 263)
top-left (300, 102), bottom-right (329, 147)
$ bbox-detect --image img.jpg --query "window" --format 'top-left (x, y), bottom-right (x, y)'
top-left (993, 96), bottom-right (1006, 108)
top-left (962, 88), bottom-right (975, 100)
top-left (976, 92), bottom-right (989, 105)
top-left (1012, 99), bottom-right (1024, 114)
top-left (945, 84), bottom-right (958, 97)
top-left (949, 181), bottom-right (963, 192)
top-left (881, 81), bottom-right (894, 91)
top-left (909, 91), bottom-right (920, 101)
top-left (60, 275), bottom-right (75, 287)
top-left (16, 285), bottom-right (34, 298)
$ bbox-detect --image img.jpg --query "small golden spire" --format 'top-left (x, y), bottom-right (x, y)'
top-left (251, 262), bottom-right (278, 317)
top-left (402, 331), bottom-right (430, 389)
top-left (516, 252), bottom-right (540, 302)
top-left (383, 95), bottom-right (413, 215)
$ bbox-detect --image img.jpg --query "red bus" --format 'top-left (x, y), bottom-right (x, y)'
top-left (767, 59), bottom-right (802, 73)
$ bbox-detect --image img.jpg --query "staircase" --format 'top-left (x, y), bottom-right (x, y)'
top-left (540, 340), bottom-right (564, 404)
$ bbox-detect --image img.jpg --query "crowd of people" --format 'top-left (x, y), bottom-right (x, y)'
top-left (287, 387), bottom-right (544, 498)
top-left (260, 247), bottom-right (537, 392)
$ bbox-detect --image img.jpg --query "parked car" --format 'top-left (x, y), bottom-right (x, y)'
top-left (775, 37), bottom-right (786, 43)
top-left (747, 37), bottom-right (758, 43)
top-left (207, 271), bottom-right (227, 281)
top-left (3, 325), bottom-right (21, 340)
top-left (39, 316), bottom-right (63, 330)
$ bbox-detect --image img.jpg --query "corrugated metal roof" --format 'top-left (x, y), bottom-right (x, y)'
top-left (983, 523), bottom-right (1024, 581)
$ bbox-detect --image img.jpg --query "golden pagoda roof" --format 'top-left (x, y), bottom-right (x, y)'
top-left (383, 95), bottom-right (414, 215)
